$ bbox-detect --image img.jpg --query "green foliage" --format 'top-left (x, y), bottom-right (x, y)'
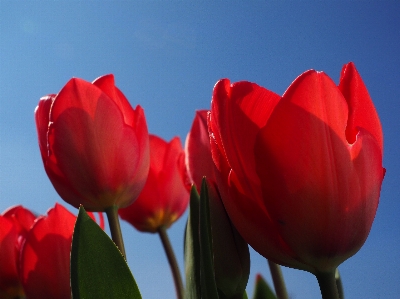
top-left (184, 186), bottom-right (202, 299)
top-left (70, 206), bottom-right (141, 299)
top-left (184, 180), bottom-right (219, 299)
top-left (252, 275), bottom-right (278, 299)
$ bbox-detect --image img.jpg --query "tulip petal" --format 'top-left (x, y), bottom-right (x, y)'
top-left (119, 135), bottom-right (188, 232)
top-left (47, 79), bottom-right (144, 210)
top-left (92, 74), bottom-right (138, 127)
top-left (2, 205), bottom-right (36, 236)
top-left (0, 216), bottom-right (19, 291)
top-left (211, 79), bottom-right (280, 198)
top-left (255, 74), bottom-right (383, 271)
top-left (20, 204), bottom-right (75, 299)
top-left (185, 110), bottom-right (215, 190)
top-left (34, 95), bottom-right (55, 161)
top-left (339, 62), bottom-right (383, 151)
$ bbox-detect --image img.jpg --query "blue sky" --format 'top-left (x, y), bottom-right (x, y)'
top-left (1, 2), bottom-right (399, 298)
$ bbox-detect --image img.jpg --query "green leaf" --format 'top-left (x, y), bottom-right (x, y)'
top-left (199, 178), bottom-right (219, 299)
top-left (184, 186), bottom-right (201, 299)
top-left (184, 180), bottom-right (219, 299)
top-left (71, 206), bottom-right (141, 299)
top-left (252, 275), bottom-right (277, 299)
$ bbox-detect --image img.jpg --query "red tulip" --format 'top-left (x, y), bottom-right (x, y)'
top-left (119, 134), bottom-right (189, 233)
top-left (19, 204), bottom-right (104, 299)
top-left (185, 110), bottom-right (216, 189)
top-left (19, 204), bottom-right (75, 299)
top-left (208, 62), bottom-right (384, 273)
top-left (0, 206), bottom-right (36, 299)
top-left (185, 110), bottom-right (250, 298)
top-left (35, 74), bottom-right (150, 211)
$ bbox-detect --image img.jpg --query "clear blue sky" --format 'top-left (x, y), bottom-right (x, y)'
top-left (1, 2), bottom-right (399, 298)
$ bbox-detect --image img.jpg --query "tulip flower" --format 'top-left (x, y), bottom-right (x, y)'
top-left (208, 62), bottom-right (384, 274)
top-left (0, 206), bottom-right (36, 299)
top-left (186, 110), bottom-right (250, 299)
top-left (35, 74), bottom-right (150, 212)
top-left (0, 217), bottom-right (21, 299)
top-left (119, 134), bottom-right (189, 233)
top-left (19, 204), bottom-right (75, 299)
top-left (19, 203), bottom-right (103, 299)
top-left (119, 134), bottom-right (189, 299)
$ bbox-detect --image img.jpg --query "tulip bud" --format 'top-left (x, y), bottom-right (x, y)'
top-left (207, 181), bottom-right (250, 299)
top-left (35, 75), bottom-right (150, 211)
top-left (186, 110), bottom-right (250, 298)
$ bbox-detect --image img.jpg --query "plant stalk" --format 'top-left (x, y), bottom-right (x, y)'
top-left (268, 260), bottom-right (289, 299)
top-left (158, 225), bottom-right (184, 299)
top-left (335, 268), bottom-right (344, 299)
top-left (316, 271), bottom-right (340, 299)
top-left (105, 205), bottom-right (126, 259)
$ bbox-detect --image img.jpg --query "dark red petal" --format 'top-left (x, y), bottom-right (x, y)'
top-left (157, 137), bottom-right (189, 220)
top-left (91, 74), bottom-right (117, 103)
top-left (119, 168), bottom-right (161, 232)
top-left (254, 70), bottom-right (383, 271)
top-left (219, 174), bottom-right (310, 271)
top-left (185, 110), bottom-right (215, 190)
top-left (211, 79), bottom-right (280, 199)
top-left (119, 135), bottom-right (188, 232)
top-left (0, 216), bottom-right (19, 290)
top-left (2, 206), bottom-right (36, 235)
top-left (339, 62), bottom-right (383, 151)
top-left (92, 74), bottom-right (137, 127)
top-left (20, 204), bottom-right (75, 299)
top-left (34, 95), bottom-right (55, 161)
top-left (50, 78), bottom-right (102, 121)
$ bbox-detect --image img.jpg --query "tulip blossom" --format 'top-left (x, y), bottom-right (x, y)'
top-left (185, 110), bottom-right (250, 298)
top-left (19, 203), bottom-right (103, 299)
top-left (119, 134), bottom-right (189, 233)
top-left (208, 62), bottom-right (384, 274)
top-left (0, 206), bottom-right (36, 299)
top-left (20, 204), bottom-right (75, 299)
top-left (0, 217), bottom-right (21, 299)
top-left (35, 74), bottom-right (150, 211)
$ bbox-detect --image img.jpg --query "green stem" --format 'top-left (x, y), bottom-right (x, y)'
top-left (158, 225), bottom-right (184, 299)
top-left (335, 269), bottom-right (344, 299)
top-left (267, 260), bottom-right (289, 299)
top-left (316, 271), bottom-right (340, 299)
top-left (105, 205), bottom-right (126, 259)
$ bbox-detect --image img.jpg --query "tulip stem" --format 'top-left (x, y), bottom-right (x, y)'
top-left (158, 225), bottom-right (184, 299)
top-left (267, 260), bottom-right (289, 299)
top-left (335, 269), bottom-right (344, 299)
top-left (316, 271), bottom-right (340, 299)
top-left (105, 205), bottom-right (127, 259)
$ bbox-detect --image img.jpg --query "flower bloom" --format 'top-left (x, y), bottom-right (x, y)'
top-left (119, 134), bottom-right (189, 233)
top-left (19, 203), bottom-right (103, 299)
top-left (20, 204), bottom-right (75, 299)
top-left (185, 110), bottom-right (250, 298)
top-left (208, 62), bottom-right (384, 273)
top-left (35, 74), bottom-right (150, 211)
top-left (0, 206), bottom-right (36, 299)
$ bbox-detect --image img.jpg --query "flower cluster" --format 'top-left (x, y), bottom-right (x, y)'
top-left (0, 204), bottom-right (103, 299)
top-left (0, 62), bottom-right (384, 299)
